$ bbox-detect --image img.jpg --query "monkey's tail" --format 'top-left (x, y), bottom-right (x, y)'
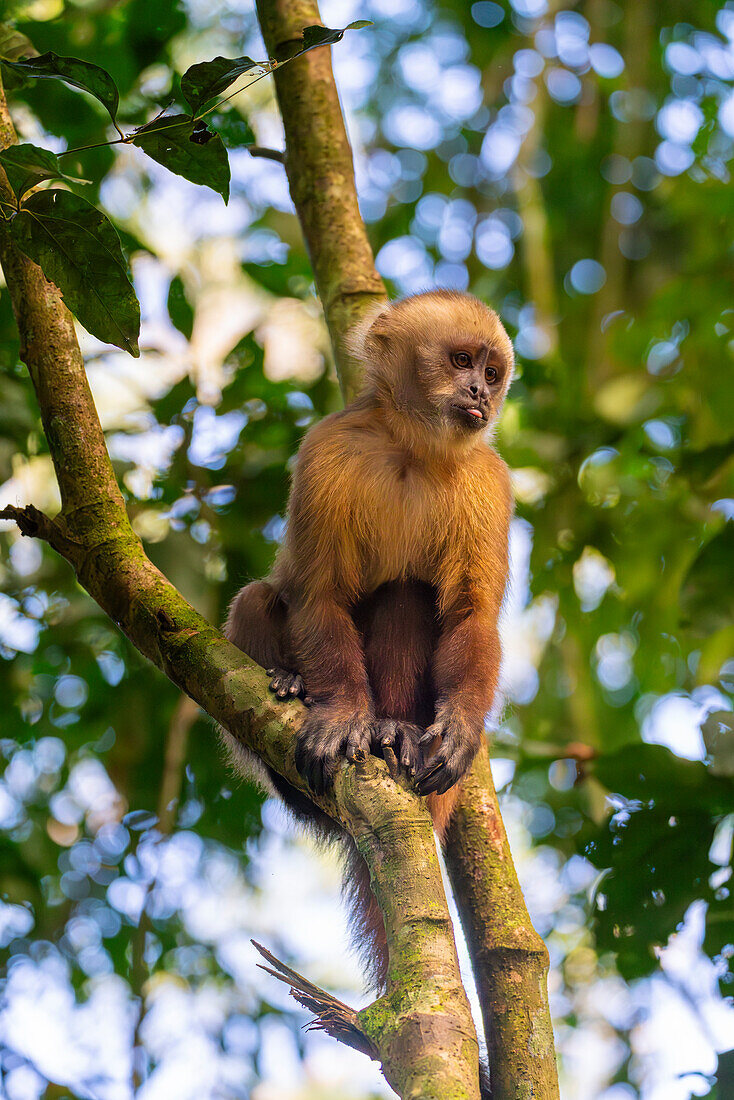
top-left (340, 836), bottom-right (389, 993)
top-left (265, 769), bottom-right (389, 990)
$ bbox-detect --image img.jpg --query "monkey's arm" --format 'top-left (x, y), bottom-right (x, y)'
top-left (416, 452), bottom-right (511, 797)
top-left (415, 599), bottom-right (501, 796)
top-left (281, 422), bottom-right (377, 793)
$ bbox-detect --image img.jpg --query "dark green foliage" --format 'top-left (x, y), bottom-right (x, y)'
top-left (11, 189), bottom-right (140, 355)
top-left (680, 526), bottom-right (734, 635)
top-left (2, 51), bottom-right (120, 123)
top-left (301, 20), bottom-right (374, 50)
top-left (131, 114), bottom-right (230, 202)
top-left (180, 56), bottom-right (260, 115)
top-left (167, 275), bottom-right (194, 339)
top-left (0, 142), bottom-right (64, 199)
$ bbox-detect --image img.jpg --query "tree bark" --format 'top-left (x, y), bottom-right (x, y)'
top-left (255, 0), bottom-right (385, 401)
top-left (0, 71), bottom-right (482, 1099)
top-left (446, 744), bottom-right (559, 1099)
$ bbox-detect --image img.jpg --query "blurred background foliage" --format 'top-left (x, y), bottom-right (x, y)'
top-left (0, 1), bottom-right (732, 1098)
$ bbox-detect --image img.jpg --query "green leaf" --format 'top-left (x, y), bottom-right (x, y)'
top-left (2, 51), bottom-right (120, 124)
top-left (0, 22), bottom-right (36, 62)
top-left (679, 526), bottom-right (734, 635)
top-left (301, 20), bottom-right (373, 51)
top-left (167, 274), bottom-right (194, 339)
top-left (210, 112), bottom-right (256, 150)
top-left (132, 114), bottom-right (230, 203)
top-left (0, 143), bottom-right (63, 200)
top-left (11, 189), bottom-right (140, 355)
top-left (180, 55), bottom-right (260, 114)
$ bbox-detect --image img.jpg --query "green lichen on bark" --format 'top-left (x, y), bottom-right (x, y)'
top-left (446, 745), bottom-right (559, 1099)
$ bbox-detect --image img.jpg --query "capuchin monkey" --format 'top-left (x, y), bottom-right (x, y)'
top-left (224, 289), bottom-right (514, 989)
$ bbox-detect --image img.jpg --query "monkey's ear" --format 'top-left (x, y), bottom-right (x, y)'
top-left (368, 310), bottom-right (392, 346)
top-left (346, 300), bottom-right (393, 362)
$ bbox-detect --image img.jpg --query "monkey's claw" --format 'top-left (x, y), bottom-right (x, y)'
top-left (267, 668), bottom-right (307, 700)
top-left (372, 720), bottom-right (424, 777)
top-left (414, 715), bottom-right (479, 796)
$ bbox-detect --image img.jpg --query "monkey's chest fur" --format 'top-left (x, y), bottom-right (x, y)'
top-left (354, 450), bottom-right (486, 597)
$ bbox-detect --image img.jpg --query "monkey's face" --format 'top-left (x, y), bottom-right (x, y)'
top-left (407, 295), bottom-right (514, 437)
top-left (356, 291), bottom-right (514, 442)
top-left (436, 341), bottom-right (510, 434)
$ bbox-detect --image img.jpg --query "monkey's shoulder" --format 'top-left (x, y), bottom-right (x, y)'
top-left (295, 407), bottom-right (389, 469)
top-left (464, 444), bottom-right (512, 499)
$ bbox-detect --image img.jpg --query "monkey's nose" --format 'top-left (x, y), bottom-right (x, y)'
top-left (468, 382), bottom-right (480, 397)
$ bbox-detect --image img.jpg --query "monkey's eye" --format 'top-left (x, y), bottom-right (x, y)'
top-left (485, 365), bottom-right (498, 383)
top-left (451, 351), bottom-right (472, 368)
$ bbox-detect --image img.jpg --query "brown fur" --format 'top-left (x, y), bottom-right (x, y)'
top-left (223, 290), bottom-right (513, 990)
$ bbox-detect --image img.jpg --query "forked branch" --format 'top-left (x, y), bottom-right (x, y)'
top-left (0, 62), bottom-right (483, 1100)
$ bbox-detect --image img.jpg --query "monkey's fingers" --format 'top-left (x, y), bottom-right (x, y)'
top-left (414, 758), bottom-right (449, 796)
top-left (345, 724), bottom-right (371, 764)
top-left (269, 668), bottom-right (304, 699)
top-left (301, 750), bottom-right (339, 796)
top-left (395, 723), bottom-right (424, 776)
top-left (419, 722), bottom-right (443, 745)
top-left (295, 727), bottom-right (340, 795)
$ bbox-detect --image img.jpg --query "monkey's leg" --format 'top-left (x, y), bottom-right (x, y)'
top-left (356, 580), bottom-right (438, 775)
top-left (224, 580), bottom-right (307, 700)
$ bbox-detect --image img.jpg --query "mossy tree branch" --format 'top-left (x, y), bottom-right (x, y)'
top-left (0, 71), bottom-right (482, 1100)
top-left (446, 746), bottom-right (559, 1099)
top-left (254, 2), bottom-right (559, 1097)
top-left (254, 0), bottom-right (385, 400)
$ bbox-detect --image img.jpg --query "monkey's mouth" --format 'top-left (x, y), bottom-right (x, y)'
top-left (452, 404), bottom-right (487, 426)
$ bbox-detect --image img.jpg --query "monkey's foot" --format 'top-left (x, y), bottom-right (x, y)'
top-left (414, 713), bottom-right (480, 796)
top-left (371, 719), bottom-right (424, 778)
top-left (295, 710), bottom-right (373, 795)
top-left (267, 668), bottom-right (310, 702)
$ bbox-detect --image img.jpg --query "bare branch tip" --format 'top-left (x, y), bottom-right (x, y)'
top-left (247, 145), bottom-right (285, 163)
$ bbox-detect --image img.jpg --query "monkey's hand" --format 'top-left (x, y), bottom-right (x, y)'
top-left (372, 719), bottom-right (424, 778)
top-left (414, 712), bottom-right (481, 796)
top-left (267, 668), bottom-right (311, 703)
top-left (294, 706), bottom-right (373, 795)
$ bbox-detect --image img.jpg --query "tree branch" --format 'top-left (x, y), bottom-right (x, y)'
top-left (445, 744), bottom-right (559, 1099)
top-left (0, 71), bottom-right (482, 1100)
top-left (255, 0), bottom-right (385, 401)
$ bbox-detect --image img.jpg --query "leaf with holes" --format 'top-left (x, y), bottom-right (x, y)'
top-left (0, 143), bottom-right (65, 200)
top-left (11, 189), bottom-right (140, 355)
top-left (181, 55), bottom-right (261, 114)
top-left (2, 51), bottom-right (120, 124)
top-left (301, 21), bottom-right (373, 51)
top-left (132, 114), bottom-right (230, 202)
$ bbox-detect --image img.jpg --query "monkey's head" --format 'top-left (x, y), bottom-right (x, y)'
top-left (351, 290), bottom-right (514, 447)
